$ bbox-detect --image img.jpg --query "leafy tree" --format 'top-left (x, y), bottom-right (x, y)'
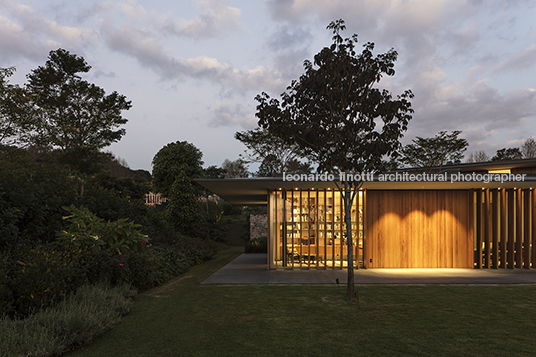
top-left (255, 19), bottom-right (413, 301)
top-left (25, 49), bottom-right (131, 173)
top-left (521, 137), bottom-right (536, 159)
top-left (221, 159), bottom-right (249, 178)
top-left (491, 147), bottom-right (522, 161)
top-left (151, 141), bottom-right (206, 237)
top-left (466, 150), bottom-right (489, 163)
top-left (203, 165), bottom-right (227, 179)
top-left (0, 67), bottom-right (34, 148)
top-left (399, 131), bottom-right (468, 171)
top-left (235, 128), bottom-right (310, 176)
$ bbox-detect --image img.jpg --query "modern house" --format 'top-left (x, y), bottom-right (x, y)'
top-left (196, 159), bottom-right (536, 270)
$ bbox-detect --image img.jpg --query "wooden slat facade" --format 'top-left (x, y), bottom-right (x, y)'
top-left (270, 187), bottom-right (535, 270)
top-left (364, 190), bottom-right (473, 268)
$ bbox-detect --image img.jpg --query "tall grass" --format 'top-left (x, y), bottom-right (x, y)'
top-left (0, 283), bottom-right (135, 357)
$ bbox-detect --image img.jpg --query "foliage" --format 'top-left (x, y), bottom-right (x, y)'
top-left (255, 19), bottom-right (413, 300)
top-left (25, 49), bottom-right (131, 173)
top-left (152, 141), bottom-right (208, 236)
top-left (399, 131), bottom-right (468, 170)
top-left (521, 137), bottom-right (536, 159)
top-left (0, 237), bottom-right (215, 319)
top-left (0, 148), bottom-right (77, 248)
top-left (491, 147), bottom-right (522, 161)
top-left (221, 158), bottom-right (250, 178)
top-left (245, 236), bottom-right (267, 253)
top-left (0, 67), bottom-right (34, 147)
top-left (466, 150), bottom-right (489, 163)
top-left (203, 164), bottom-right (227, 179)
top-left (151, 141), bottom-right (204, 197)
top-left (235, 127), bottom-right (309, 176)
top-left (59, 205), bottom-right (149, 254)
top-left (0, 283), bottom-right (135, 357)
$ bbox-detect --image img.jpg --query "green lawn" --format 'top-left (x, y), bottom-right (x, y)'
top-left (69, 247), bottom-right (536, 357)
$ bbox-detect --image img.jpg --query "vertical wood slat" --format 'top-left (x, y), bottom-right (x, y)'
top-left (484, 189), bottom-right (491, 268)
top-left (524, 189), bottom-right (531, 269)
top-left (516, 188), bottom-right (523, 268)
top-left (533, 188), bottom-right (536, 269)
top-left (508, 189), bottom-right (515, 269)
top-left (476, 190), bottom-right (483, 269)
top-left (267, 190), bottom-right (271, 270)
top-left (500, 188), bottom-right (507, 269)
top-left (492, 189), bottom-right (499, 268)
top-left (363, 189), bottom-right (368, 268)
top-left (469, 190), bottom-right (475, 269)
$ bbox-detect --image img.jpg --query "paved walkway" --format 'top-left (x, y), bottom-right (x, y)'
top-left (201, 253), bottom-right (536, 284)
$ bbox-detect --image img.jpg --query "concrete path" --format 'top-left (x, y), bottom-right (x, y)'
top-left (201, 253), bottom-right (536, 284)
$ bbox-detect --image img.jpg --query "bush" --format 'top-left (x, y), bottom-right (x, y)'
top-left (0, 283), bottom-right (135, 357)
top-left (245, 236), bottom-right (267, 253)
top-left (58, 205), bottom-right (149, 254)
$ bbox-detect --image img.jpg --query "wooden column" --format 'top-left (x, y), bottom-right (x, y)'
top-left (492, 189), bottom-right (499, 268)
top-left (516, 188), bottom-right (523, 269)
top-left (524, 189), bottom-right (531, 269)
top-left (508, 189), bottom-right (515, 269)
top-left (532, 188), bottom-right (536, 269)
top-left (484, 188), bottom-right (491, 268)
top-left (500, 188), bottom-right (507, 269)
top-left (476, 189), bottom-right (483, 269)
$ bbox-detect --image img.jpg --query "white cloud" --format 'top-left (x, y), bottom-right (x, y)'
top-left (208, 103), bottom-right (256, 128)
top-left (151, 0), bottom-right (242, 39)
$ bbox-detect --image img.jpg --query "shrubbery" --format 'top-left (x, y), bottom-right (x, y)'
top-left (245, 236), bottom-right (267, 253)
top-left (0, 238), bottom-right (216, 319)
top-left (0, 283), bottom-right (135, 357)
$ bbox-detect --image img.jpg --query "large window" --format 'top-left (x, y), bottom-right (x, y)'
top-left (270, 189), bottom-right (363, 269)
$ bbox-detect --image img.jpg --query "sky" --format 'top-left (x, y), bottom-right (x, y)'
top-left (1, 0), bottom-right (536, 172)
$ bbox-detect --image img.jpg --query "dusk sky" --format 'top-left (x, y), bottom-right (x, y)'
top-left (1, 0), bottom-right (536, 172)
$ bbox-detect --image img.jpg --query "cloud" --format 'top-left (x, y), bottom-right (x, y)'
top-left (208, 103), bottom-right (256, 128)
top-left (0, 0), bottom-right (96, 61)
top-left (494, 44), bottom-right (536, 73)
top-left (151, 0), bottom-right (242, 39)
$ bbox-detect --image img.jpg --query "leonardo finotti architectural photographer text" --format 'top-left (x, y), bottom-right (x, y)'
top-left (282, 171), bottom-right (527, 184)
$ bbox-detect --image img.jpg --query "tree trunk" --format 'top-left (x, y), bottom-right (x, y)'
top-left (344, 180), bottom-right (356, 301)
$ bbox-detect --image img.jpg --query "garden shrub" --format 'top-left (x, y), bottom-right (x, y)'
top-left (58, 205), bottom-right (149, 254)
top-left (245, 236), bottom-right (268, 253)
top-left (0, 283), bottom-right (135, 357)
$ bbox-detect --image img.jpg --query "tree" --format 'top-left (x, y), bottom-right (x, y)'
top-left (521, 137), bottom-right (536, 159)
top-left (221, 159), bottom-right (249, 178)
top-left (399, 131), bottom-right (468, 171)
top-left (25, 49), bottom-right (131, 173)
top-left (151, 141), bottom-right (206, 236)
top-left (0, 67), bottom-right (34, 148)
top-left (466, 150), bottom-right (489, 163)
top-left (235, 128), bottom-right (309, 177)
top-left (491, 147), bottom-right (522, 161)
top-left (255, 19), bottom-right (413, 301)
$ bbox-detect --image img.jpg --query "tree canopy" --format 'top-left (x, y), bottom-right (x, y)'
top-left (26, 49), bottom-right (131, 153)
top-left (255, 19), bottom-right (413, 300)
top-left (235, 127), bottom-right (309, 176)
top-left (0, 67), bottom-right (33, 148)
top-left (521, 137), bottom-right (536, 159)
top-left (399, 131), bottom-right (468, 170)
top-left (491, 147), bottom-right (522, 161)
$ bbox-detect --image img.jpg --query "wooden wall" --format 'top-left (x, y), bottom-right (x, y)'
top-left (364, 190), bottom-right (473, 268)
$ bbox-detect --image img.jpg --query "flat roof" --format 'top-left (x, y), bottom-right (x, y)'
top-left (196, 174), bottom-right (536, 205)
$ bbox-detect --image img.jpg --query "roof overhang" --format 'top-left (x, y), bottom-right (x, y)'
top-left (196, 174), bottom-right (536, 205)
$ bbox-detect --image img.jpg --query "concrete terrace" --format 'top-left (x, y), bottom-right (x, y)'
top-left (201, 253), bottom-right (536, 285)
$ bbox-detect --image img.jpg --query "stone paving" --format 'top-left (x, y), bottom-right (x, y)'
top-left (201, 253), bottom-right (536, 284)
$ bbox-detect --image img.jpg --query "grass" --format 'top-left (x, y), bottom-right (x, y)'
top-left (69, 246), bottom-right (536, 357)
